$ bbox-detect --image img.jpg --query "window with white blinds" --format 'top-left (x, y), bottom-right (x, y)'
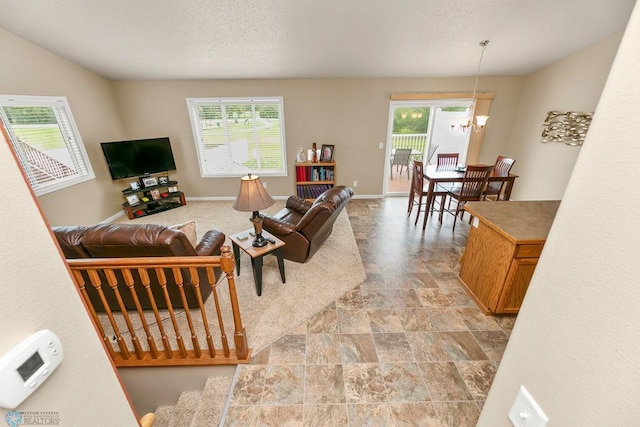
top-left (0, 95), bottom-right (95, 195)
top-left (187, 97), bottom-right (287, 177)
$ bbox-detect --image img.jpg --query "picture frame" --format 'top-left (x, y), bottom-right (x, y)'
top-left (150, 189), bottom-right (161, 200)
top-left (126, 194), bottom-right (140, 206)
top-left (168, 186), bottom-right (178, 193)
top-left (141, 176), bottom-right (158, 188)
top-left (320, 144), bottom-right (335, 162)
top-left (158, 175), bottom-right (169, 185)
top-left (129, 181), bottom-right (140, 191)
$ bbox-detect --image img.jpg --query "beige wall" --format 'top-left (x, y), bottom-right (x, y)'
top-left (478, 4), bottom-right (640, 426)
top-left (112, 76), bottom-right (523, 199)
top-left (0, 138), bottom-right (138, 425)
top-left (0, 28), bottom-right (126, 226)
top-left (506, 32), bottom-right (623, 200)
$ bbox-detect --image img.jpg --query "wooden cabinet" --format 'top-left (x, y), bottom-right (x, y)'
top-left (458, 201), bottom-right (560, 315)
top-left (294, 161), bottom-right (335, 200)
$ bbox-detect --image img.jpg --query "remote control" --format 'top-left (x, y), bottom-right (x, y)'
top-left (266, 238), bottom-right (276, 244)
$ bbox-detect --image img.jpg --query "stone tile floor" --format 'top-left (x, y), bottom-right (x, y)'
top-left (223, 197), bottom-right (516, 426)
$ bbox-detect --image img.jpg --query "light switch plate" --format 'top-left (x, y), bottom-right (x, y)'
top-left (508, 385), bottom-right (549, 427)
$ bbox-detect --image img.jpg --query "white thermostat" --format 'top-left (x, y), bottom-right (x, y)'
top-left (0, 330), bottom-right (63, 409)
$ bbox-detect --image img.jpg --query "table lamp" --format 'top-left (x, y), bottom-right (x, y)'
top-left (233, 173), bottom-right (275, 247)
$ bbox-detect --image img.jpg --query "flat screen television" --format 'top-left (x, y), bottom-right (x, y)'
top-left (100, 137), bottom-right (177, 180)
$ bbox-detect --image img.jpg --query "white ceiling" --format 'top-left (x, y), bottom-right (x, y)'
top-left (0, 0), bottom-right (636, 81)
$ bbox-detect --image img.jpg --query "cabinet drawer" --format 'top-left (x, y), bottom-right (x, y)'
top-left (514, 244), bottom-right (544, 259)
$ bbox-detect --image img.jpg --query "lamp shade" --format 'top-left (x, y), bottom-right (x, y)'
top-left (233, 173), bottom-right (275, 212)
top-left (475, 115), bottom-right (489, 127)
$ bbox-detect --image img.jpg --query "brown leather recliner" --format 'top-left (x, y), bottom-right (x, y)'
top-left (261, 185), bottom-right (353, 263)
top-left (52, 223), bottom-right (225, 311)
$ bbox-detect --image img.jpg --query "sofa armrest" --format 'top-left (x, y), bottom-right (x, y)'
top-left (285, 195), bottom-right (313, 215)
top-left (195, 229), bottom-right (226, 256)
top-left (261, 215), bottom-right (298, 236)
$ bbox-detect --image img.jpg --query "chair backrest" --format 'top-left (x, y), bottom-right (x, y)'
top-left (494, 155), bottom-right (516, 174)
top-left (392, 148), bottom-right (412, 166)
top-left (485, 155), bottom-right (516, 194)
top-left (412, 160), bottom-right (424, 191)
top-left (458, 164), bottom-right (494, 200)
top-left (436, 153), bottom-right (459, 170)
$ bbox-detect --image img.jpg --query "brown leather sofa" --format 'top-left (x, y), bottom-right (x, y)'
top-left (261, 185), bottom-right (353, 263)
top-left (52, 223), bottom-right (225, 311)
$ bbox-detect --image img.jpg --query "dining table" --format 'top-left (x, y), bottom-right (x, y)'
top-left (421, 164), bottom-right (518, 229)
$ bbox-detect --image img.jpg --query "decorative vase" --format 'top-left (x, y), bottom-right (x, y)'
top-left (296, 147), bottom-right (307, 163)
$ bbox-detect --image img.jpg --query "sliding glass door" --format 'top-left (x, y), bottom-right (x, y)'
top-left (384, 99), bottom-right (472, 195)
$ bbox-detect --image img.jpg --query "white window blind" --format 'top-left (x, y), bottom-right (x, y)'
top-left (0, 95), bottom-right (95, 195)
top-left (187, 97), bottom-right (287, 177)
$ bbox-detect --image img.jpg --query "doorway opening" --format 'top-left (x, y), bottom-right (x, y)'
top-left (384, 99), bottom-right (472, 195)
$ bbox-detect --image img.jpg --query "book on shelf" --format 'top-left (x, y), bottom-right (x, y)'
top-left (296, 164), bottom-right (334, 182)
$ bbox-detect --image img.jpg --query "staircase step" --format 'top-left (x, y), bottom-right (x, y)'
top-left (190, 376), bottom-right (234, 427)
top-left (151, 406), bottom-right (174, 427)
top-left (169, 390), bottom-right (202, 427)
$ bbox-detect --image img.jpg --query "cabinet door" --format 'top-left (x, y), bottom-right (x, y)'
top-left (495, 258), bottom-right (538, 313)
top-left (458, 222), bottom-right (515, 314)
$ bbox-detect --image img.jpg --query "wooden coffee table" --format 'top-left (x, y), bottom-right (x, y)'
top-left (229, 229), bottom-right (286, 296)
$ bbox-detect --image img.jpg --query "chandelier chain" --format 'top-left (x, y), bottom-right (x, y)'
top-left (471, 40), bottom-right (490, 102)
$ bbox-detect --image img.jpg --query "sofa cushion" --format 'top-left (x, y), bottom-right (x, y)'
top-left (170, 220), bottom-right (198, 247)
top-left (52, 225), bottom-right (90, 258)
top-left (81, 223), bottom-right (198, 257)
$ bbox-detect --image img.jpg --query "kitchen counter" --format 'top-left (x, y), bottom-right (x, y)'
top-left (458, 200), bottom-right (561, 314)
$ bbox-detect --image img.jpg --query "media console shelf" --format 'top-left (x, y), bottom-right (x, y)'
top-left (121, 179), bottom-right (186, 220)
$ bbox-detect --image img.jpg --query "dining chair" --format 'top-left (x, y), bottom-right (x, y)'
top-left (431, 152), bottom-right (461, 211)
top-left (482, 155), bottom-right (516, 200)
top-left (443, 164), bottom-right (494, 231)
top-left (390, 148), bottom-right (412, 180)
top-left (436, 152), bottom-right (459, 170)
top-left (408, 160), bottom-right (448, 225)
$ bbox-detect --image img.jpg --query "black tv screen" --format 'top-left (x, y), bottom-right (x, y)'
top-left (100, 137), bottom-right (177, 180)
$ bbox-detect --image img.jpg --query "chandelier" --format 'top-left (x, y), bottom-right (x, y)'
top-left (451, 40), bottom-right (490, 133)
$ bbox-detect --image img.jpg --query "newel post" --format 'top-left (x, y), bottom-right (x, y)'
top-left (219, 245), bottom-right (249, 359)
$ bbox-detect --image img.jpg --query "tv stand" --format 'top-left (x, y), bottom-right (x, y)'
top-left (121, 178), bottom-right (186, 220)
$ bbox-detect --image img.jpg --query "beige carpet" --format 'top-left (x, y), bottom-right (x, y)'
top-left (110, 200), bottom-right (365, 355)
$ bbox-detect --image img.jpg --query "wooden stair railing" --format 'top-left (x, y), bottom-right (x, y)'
top-left (66, 245), bottom-right (251, 367)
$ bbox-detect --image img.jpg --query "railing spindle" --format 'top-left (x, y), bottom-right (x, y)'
top-left (71, 270), bottom-right (117, 359)
top-left (86, 268), bottom-right (131, 360)
top-left (65, 248), bottom-right (251, 367)
top-left (172, 267), bottom-right (201, 358)
top-left (138, 268), bottom-right (172, 359)
top-left (104, 268), bottom-right (144, 359)
top-left (156, 267), bottom-right (188, 358)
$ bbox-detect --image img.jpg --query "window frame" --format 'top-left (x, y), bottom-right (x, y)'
top-left (0, 95), bottom-right (95, 196)
top-left (186, 96), bottom-right (288, 178)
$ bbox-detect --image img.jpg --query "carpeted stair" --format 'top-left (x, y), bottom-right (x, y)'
top-left (152, 375), bottom-right (234, 427)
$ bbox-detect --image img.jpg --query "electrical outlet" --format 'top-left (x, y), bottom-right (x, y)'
top-left (379, 142), bottom-right (384, 149)
top-left (508, 386), bottom-right (549, 427)
top-left (262, 181), bottom-right (267, 188)
top-left (353, 180), bottom-right (358, 187)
